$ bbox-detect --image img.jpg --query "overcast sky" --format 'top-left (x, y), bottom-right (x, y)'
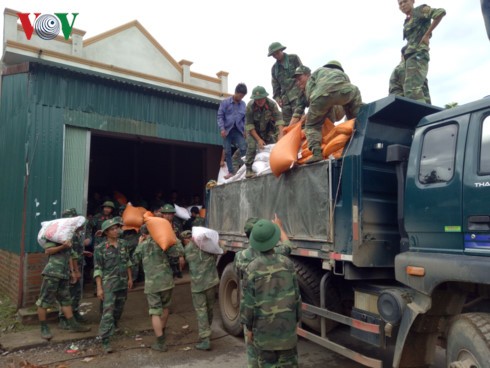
top-left (2, 1), bottom-right (489, 107)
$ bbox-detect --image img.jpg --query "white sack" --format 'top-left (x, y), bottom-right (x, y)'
top-left (192, 226), bottom-right (223, 254)
top-left (38, 216), bottom-right (86, 249)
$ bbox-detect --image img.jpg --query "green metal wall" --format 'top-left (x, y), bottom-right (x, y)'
top-left (0, 61), bottom-right (222, 254)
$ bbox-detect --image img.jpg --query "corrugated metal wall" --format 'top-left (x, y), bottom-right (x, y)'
top-left (0, 62), bottom-right (222, 254)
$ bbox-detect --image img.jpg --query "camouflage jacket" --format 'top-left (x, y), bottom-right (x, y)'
top-left (271, 53), bottom-right (303, 106)
top-left (389, 61), bottom-right (405, 96)
top-left (245, 98), bottom-right (284, 136)
top-left (305, 67), bottom-right (355, 126)
top-left (183, 216), bottom-right (205, 231)
top-left (184, 241), bottom-right (219, 293)
top-left (93, 239), bottom-right (132, 292)
top-left (234, 239), bottom-right (293, 282)
top-left (71, 230), bottom-right (85, 266)
top-left (42, 242), bottom-right (75, 280)
top-left (403, 5), bottom-right (446, 54)
top-left (133, 237), bottom-right (180, 293)
top-left (121, 230), bottom-right (139, 253)
top-left (240, 251), bottom-right (301, 351)
top-left (87, 213), bottom-right (113, 243)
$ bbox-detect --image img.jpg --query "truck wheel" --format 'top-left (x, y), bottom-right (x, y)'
top-left (447, 313), bottom-right (490, 368)
top-left (219, 263), bottom-right (243, 336)
top-left (293, 258), bottom-right (340, 333)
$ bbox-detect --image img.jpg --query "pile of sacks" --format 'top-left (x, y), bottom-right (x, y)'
top-left (270, 118), bottom-right (355, 177)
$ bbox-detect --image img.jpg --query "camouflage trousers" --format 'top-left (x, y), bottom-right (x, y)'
top-left (231, 149), bottom-right (244, 174)
top-left (245, 131), bottom-right (276, 168)
top-left (280, 102), bottom-right (294, 126)
top-left (36, 276), bottom-right (71, 308)
top-left (191, 286), bottom-right (216, 339)
top-left (404, 51), bottom-right (431, 103)
top-left (244, 326), bottom-right (259, 368)
top-left (305, 89), bottom-right (362, 155)
top-left (99, 289), bottom-right (127, 339)
top-left (256, 347), bottom-right (298, 368)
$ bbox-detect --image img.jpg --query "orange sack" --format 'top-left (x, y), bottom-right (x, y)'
top-left (322, 133), bottom-right (351, 158)
top-left (199, 208), bottom-right (206, 219)
top-left (122, 203), bottom-right (145, 231)
top-left (143, 215), bottom-right (176, 251)
top-left (270, 122), bottom-right (303, 177)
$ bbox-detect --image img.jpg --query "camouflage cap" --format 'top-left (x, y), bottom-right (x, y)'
top-left (61, 208), bottom-right (78, 218)
top-left (101, 217), bottom-right (123, 233)
top-left (250, 86), bottom-right (269, 100)
top-left (323, 60), bottom-right (344, 72)
top-left (268, 42), bottom-right (286, 56)
top-left (181, 230), bottom-right (192, 239)
top-left (160, 204), bottom-right (176, 214)
top-left (243, 217), bottom-right (260, 238)
top-left (294, 65), bottom-right (311, 76)
top-left (250, 219), bottom-right (280, 252)
top-left (102, 201), bottom-right (115, 209)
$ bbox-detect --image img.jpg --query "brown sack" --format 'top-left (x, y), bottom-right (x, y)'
top-left (122, 203), bottom-right (145, 231)
top-left (270, 122), bottom-right (303, 177)
top-left (322, 133), bottom-right (351, 158)
top-left (143, 214), bottom-right (176, 251)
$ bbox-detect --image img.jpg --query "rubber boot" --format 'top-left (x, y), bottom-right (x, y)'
top-left (66, 317), bottom-right (91, 332)
top-left (195, 337), bottom-right (210, 350)
top-left (245, 168), bottom-right (255, 179)
top-left (40, 322), bottom-right (53, 340)
top-left (73, 310), bottom-right (89, 324)
top-left (151, 334), bottom-right (168, 352)
top-left (102, 337), bottom-right (113, 353)
top-left (58, 315), bottom-right (70, 330)
top-left (306, 147), bottom-right (323, 164)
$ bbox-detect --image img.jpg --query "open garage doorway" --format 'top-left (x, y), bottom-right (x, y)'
top-left (86, 131), bottom-right (222, 216)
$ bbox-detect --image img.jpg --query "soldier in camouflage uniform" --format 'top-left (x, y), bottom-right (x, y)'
top-left (94, 218), bottom-right (133, 353)
top-left (161, 204), bottom-right (185, 278)
top-left (294, 63), bottom-right (363, 164)
top-left (183, 206), bottom-right (205, 231)
top-left (389, 46), bottom-right (431, 104)
top-left (268, 42), bottom-right (305, 125)
top-left (234, 215), bottom-right (294, 368)
top-left (121, 228), bottom-right (141, 282)
top-left (36, 236), bottom-right (91, 340)
top-left (182, 230), bottom-right (220, 350)
top-left (87, 201), bottom-right (115, 245)
top-left (133, 225), bottom-right (183, 352)
top-left (398, 0), bottom-right (445, 102)
top-left (245, 86), bottom-right (285, 178)
top-left (58, 208), bottom-right (90, 329)
top-left (240, 219), bottom-right (301, 367)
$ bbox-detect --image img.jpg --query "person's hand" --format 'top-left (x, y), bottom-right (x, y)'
top-left (221, 130), bottom-right (227, 138)
top-left (138, 235), bottom-right (145, 244)
top-left (289, 117), bottom-right (300, 125)
top-left (420, 33), bottom-right (430, 46)
top-left (179, 256), bottom-right (185, 271)
top-left (63, 240), bottom-right (72, 249)
top-left (257, 139), bottom-right (265, 150)
top-left (246, 330), bottom-right (253, 344)
top-left (83, 238), bottom-right (91, 247)
top-left (83, 250), bottom-right (93, 258)
top-left (128, 279), bottom-right (133, 290)
top-left (74, 270), bottom-right (82, 282)
top-left (97, 287), bottom-right (104, 301)
top-left (70, 273), bottom-right (77, 284)
top-left (275, 98), bottom-right (283, 107)
top-left (272, 213), bottom-right (283, 228)
top-left (95, 230), bottom-right (103, 238)
top-left (220, 159), bottom-right (226, 167)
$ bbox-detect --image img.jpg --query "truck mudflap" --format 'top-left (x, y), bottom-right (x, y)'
top-left (395, 252), bottom-right (490, 295)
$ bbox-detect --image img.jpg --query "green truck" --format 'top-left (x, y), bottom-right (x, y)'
top-left (207, 95), bottom-right (490, 367)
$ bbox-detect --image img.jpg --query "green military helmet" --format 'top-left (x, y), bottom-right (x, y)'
top-left (102, 201), bottom-right (115, 209)
top-left (323, 60), bottom-right (344, 72)
top-left (243, 217), bottom-right (260, 238)
top-left (294, 65), bottom-right (311, 76)
top-left (250, 86), bottom-right (269, 100)
top-left (268, 42), bottom-right (286, 57)
top-left (160, 204), bottom-right (176, 214)
top-left (101, 217), bottom-right (123, 233)
top-left (61, 208), bottom-right (78, 218)
top-left (250, 219), bottom-right (280, 252)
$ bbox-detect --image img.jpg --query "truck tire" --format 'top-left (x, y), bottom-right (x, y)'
top-left (293, 257), bottom-right (340, 333)
top-left (219, 263), bottom-right (243, 336)
top-left (447, 313), bottom-right (490, 368)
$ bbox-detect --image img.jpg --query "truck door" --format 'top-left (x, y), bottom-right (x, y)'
top-left (462, 112), bottom-right (490, 255)
top-left (405, 115), bottom-right (469, 253)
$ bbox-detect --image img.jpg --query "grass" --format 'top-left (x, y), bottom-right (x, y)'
top-left (0, 293), bottom-right (32, 335)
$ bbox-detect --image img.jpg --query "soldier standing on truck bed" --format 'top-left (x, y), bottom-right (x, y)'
top-left (294, 63), bottom-right (363, 164)
top-left (268, 42), bottom-right (305, 126)
top-left (397, 0), bottom-right (446, 103)
top-left (240, 219), bottom-right (301, 367)
top-left (235, 215), bottom-right (293, 368)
